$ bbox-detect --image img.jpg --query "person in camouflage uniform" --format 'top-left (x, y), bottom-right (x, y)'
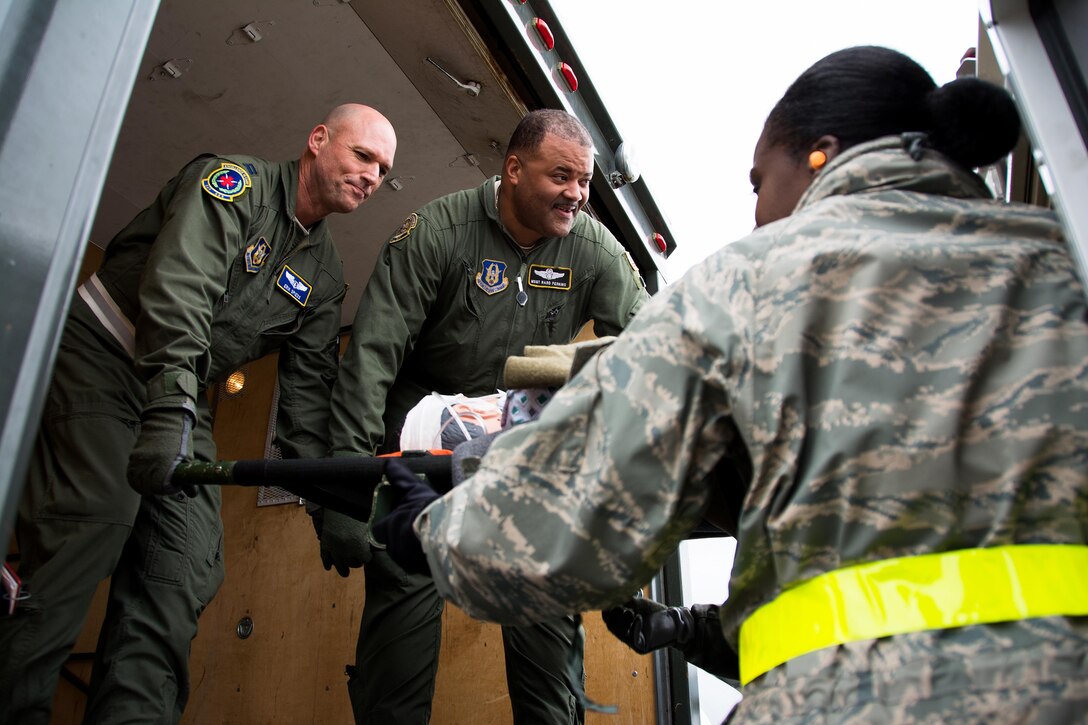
top-left (0, 104), bottom-right (396, 724)
top-left (377, 47), bottom-right (1088, 722)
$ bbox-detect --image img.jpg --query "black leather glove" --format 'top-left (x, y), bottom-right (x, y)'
top-left (370, 460), bottom-right (439, 577)
top-left (319, 509), bottom-right (371, 577)
top-left (127, 395), bottom-right (197, 496)
top-left (601, 595), bottom-right (695, 655)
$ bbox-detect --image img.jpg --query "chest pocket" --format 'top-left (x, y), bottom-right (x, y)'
top-left (262, 263), bottom-right (318, 335)
top-left (531, 270), bottom-right (594, 344)
top-left (211, 240), bottom-right (327, 369)
top-left (460, 258), bottom-right (484, 320)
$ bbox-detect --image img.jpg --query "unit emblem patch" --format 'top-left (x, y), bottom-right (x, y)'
top-left (527, 264), bottom-right (572, 290)
top-left (244, 238), bottom-right (272, 273)
top-left (390, 213), bottom-right (419, 244)
top-left (276, 265), bottom-right (312, 307)
top-left (475, 259), bottom-right (509, 295)
top-left (201, 162), bottom-right (252, 202)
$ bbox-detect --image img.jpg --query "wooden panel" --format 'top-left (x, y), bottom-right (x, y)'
top-left (430, 608), bottom-right (655, 724)
top-left (584, 612), bottom-right (656, 723)
top-left (77, 243), bottom-right (105, 284)
top-left (183, 486), bottom-right (364, 723)
top-left (190, 351), bottom-right (655, 722)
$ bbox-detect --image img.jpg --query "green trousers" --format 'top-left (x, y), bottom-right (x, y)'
top-left (0, 305), bottom-right (225, 724)
top-left (349, 549), bottom-right (585, 724)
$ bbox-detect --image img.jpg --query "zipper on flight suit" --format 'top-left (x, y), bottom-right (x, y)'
top-left (543, 304), bottom-right (561, 334)
top-left (265, 221), bottom-right (310, 303)
top-left (501, 257), bottom-right (532, 371)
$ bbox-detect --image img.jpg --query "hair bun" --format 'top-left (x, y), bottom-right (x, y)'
top-left (925, 77), bottom-right (1020, 168)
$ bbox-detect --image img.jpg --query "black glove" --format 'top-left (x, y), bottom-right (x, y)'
top-left (127, 395), bottom-right (197, 496)
top-left (601, 596), bottom-right (695, 654)
top-left (319, 509), bottom-right (371, 577)
top-left (370, 460), bottom-right (439, 576)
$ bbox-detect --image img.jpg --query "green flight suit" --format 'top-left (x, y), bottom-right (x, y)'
top-left (327, 176), bottom-right (647, 724)
top-left (0, 154), bottom-right (345, 724)
top-left (418, 137), bottom-right (1088, 722)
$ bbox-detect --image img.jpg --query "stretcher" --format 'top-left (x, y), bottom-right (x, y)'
top-left (171, 450), bottom-right (456, 522)
top-left (170, 442), bottom-right (730, 539)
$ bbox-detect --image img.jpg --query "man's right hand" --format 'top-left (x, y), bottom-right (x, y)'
top-left (319, 509), bottom-right (371, 577)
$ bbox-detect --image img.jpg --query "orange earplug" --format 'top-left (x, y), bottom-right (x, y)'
top-left (808, 150), bottom-right (828, 170)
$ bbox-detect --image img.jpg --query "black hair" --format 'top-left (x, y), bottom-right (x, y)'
top-left (764, 46), bottom-right (1020, 169)
top-left (507, 109), bottom-right (592, 156)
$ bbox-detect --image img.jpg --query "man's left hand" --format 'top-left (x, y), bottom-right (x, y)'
top-left (601, 596), bottom-right (695, 654)
top-left (371, 459), bottom-right (439, 576)
top-left (127, 398), bottom-right (197, 497)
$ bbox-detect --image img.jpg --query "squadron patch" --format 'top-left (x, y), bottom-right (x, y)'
top-left (390, 213), bottom-right (419, 244)
top-left (527, 264), bottom-right (572, 290)
top-left (201, 162), bottom-right (252, 202)
top-left (475, 259), bottom-right (509, 295)
top-left (276, 265), bottom-right (312, 307)
top-left (244, 238), bottom-right (272, 273)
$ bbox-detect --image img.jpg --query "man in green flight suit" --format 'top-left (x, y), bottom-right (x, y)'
top-left (0, 103), bottom-right (397, 724)
top-left (320, 109), bottom-right (647, 724)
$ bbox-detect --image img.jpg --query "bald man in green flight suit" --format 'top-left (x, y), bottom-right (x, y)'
top-left (0, 104), bottom-right (397, 724)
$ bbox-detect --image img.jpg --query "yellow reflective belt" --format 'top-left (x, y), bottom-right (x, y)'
top-left (739, 544), bottom-right (1088, 685)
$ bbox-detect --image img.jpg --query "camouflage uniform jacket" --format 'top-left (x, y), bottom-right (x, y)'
top-left (328, 176), bottom-right (647, 456)
top-left (89, 154), bottom-right (345, 458)
top-left (418, 137), bottom-right (1088, 720)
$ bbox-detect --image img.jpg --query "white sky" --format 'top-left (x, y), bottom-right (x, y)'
top-left (551, 0), bottom-right (983, 281)
top-left (548, 2), bottom-right (983, 721)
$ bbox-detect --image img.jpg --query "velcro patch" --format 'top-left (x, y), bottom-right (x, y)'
top-left (527, 264), bottom-right (572, 290)
top-left (476, 259), bottom-right (509, 295)
top-left (244, 238), bottom-right (271, 273)
top-left (201, 162), bottom-right (252, 202)
top-left (276, 265), bottom-right (312, 306)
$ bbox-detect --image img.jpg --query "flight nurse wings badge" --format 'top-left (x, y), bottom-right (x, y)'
top-left (276, 265), bottom-right (312, 306)
top-left (528, 264), bottom-right (572, 290)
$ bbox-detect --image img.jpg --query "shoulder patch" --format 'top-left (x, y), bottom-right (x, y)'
top-left (201, 162), bottom-right (252, 202)
top-left (390, 213), bottom-right (419, 244)
top-left (624, 251), bottom-right (646, 289)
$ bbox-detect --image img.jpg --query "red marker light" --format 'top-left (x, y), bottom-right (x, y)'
top-left (558, 62), bottom-right (578, 92)
top-left (651, 233), bottom-right (667, 253)
top-left (533, 18), bottom-right (555, 50)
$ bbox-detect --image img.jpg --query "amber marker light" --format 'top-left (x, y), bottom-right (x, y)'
top-left (224, 370), bottom-right (246, 396)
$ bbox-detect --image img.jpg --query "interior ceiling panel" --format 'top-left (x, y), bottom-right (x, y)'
top-left (90, 0), bottom-right (524, 327)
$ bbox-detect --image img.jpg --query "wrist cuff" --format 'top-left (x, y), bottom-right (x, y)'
top-left (146, 369), bottom-right (200, 402)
